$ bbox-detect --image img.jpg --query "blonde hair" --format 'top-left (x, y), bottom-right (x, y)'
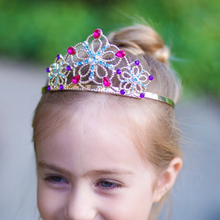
top-left (33, 24), bottom-right (182, 220)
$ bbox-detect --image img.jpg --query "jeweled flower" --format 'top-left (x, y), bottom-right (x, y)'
top-left (65, 30), bottom-right (123, 87)
top-left (118, 62), bottom-right (150, 95)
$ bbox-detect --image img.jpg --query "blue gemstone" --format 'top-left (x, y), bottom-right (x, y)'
top-left (99, 61), bottom-right (103, 65)
top-left (90, 72), bottom-right (94, 76)
top-left (103, 47), bottom-right (106, 50)
top-left (86, 46), bottom-right (89, 49)
top-left (78, 62), bottom-right (82, 65)
top-left (105, 63), bottom-right (109, 67)
top-left (89, 51), bottom-right (92, 55)
top-left (84, 60), bottom-right (88, 64)
top-left (91, 65), bottom-right (94, 70)
top-left (98, 52), bottom-right (101, 56)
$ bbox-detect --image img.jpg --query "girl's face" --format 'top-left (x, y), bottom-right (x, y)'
top-left (36, 114), bottom-right (159, 220)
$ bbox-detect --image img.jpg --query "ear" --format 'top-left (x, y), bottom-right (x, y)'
top-left (153, 157), bottom-right (182, 203)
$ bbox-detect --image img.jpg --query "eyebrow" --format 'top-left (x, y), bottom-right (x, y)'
top-left (37, 161), bottom-right (133, 177)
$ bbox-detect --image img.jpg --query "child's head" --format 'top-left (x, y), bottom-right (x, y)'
top-left (33, 24), bottom-right (182, 220)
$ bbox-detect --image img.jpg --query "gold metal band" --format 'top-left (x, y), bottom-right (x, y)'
top-left (42, 86), bottom-right (174, 107)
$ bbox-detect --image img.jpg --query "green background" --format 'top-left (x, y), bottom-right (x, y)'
top-left (0, 0), bottom-right (219, 98)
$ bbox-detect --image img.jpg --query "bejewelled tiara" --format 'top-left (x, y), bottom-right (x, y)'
top-left (42, 29), bottom-right (174, 107)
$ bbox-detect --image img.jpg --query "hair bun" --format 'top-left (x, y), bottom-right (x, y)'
top-left (108, 24), bottom-right (170, 66)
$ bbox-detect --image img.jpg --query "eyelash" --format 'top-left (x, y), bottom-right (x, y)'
top-left (44, 176), bottom-right (122, 190)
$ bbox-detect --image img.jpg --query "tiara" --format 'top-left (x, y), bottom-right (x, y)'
top-left (42, 29), bottom-right (174, 107)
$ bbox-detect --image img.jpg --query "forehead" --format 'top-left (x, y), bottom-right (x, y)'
top-left (36, 113), bottom-right (153, 177)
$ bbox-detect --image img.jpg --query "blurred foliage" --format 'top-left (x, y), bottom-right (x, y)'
top-left (0, 0), bottom-right (219, 97)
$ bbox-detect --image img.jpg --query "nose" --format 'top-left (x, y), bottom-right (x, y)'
top-left (64, 183), bottom-right (97, 220)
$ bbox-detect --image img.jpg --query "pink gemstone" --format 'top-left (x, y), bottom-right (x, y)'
top-left (94, 29), bottom-right (101, 39)
top-left (103, 77), bottom-right (111, 87)
top-left (67, 47), bottom-right (76, 55)
top-left (115, 50), bottom-right (126, 58)
top-left (72, 75), bottom-right (80, 84)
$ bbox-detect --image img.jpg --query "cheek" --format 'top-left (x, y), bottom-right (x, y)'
top-left (99, 186), bottom-right (154, 220)
top-left (37, 179), bottom-right (65, 219)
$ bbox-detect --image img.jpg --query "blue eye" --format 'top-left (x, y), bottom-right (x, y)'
top-left (97, 180), bottom-right (122, 190)
top-left (45, 176), bottom-right (68, 184)
top-left (100, 181), bottom-right (116, 188)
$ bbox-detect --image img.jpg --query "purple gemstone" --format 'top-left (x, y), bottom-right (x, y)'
top-left (59, 84), bottom-right (64, 90)
top-left (66, 65), bottom-right (71, 71)
top-left (57, 54), bottom-right (60, 60)
top-left (140, 93), bottom-right (145, 98)
top-left (46, 67), bottom-right (50, 73)
top-left (47, 86), bottom-right (51, 91)
top-left (149, 75), bottom-right (154, 81)
top-left (116, 69), bottom-right (121, 74)
top-left (120, 89), bottom-right (125, 95)
top-left (135, 60), bottom-right (140, 65)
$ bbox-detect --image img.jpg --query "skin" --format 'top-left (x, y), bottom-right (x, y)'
top-left (36, 113), bottom-right (182, 220)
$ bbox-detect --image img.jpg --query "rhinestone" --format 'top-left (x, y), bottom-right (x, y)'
top-left (94, 29), bottom-right (101, 39)
top-left (149, 75), bottom-right (154, 80)
top-left (103, 77), bottom-right (111, 87)
top-left (115, 50), bottom-right (126, 58)
top-left (120, 89), bottom-right (125, 95)
top-left (116, 69), bottom-right (121, 74)
top-left (67, 47), bottom-right (76, 55)
top-left (135, 60), bottom-right (140, 65)
top-left (140, 93), bottom-right (145, 98)
top-left (66, 65), bottom-right (71, 71)
top-left (72, 75), bottom-right (80, 84)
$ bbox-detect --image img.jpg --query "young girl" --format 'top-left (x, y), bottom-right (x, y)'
top-left (32, 24), bottom-right (183, 220)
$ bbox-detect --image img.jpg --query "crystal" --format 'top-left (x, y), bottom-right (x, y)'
top-left (149, 75), bottom-right (154, 81)
top-left (47, 86), bottom-right (51, 91)
top-left (57, 54), bottom-right (60, 60)
top-left (67, 47), bottom-right (76, 55)
top-left (59, 84), bottom-right (64, 90)
top-left (72, 75), bottom-right (80, 84)
top-left (116, 69), bottom-right (121, 74)
top-left (135, 60), bottom-right (140, 65)
top-left (115, 50), bottom-right (126, 58)
top-left (94, 29), bottom-right (101, 39)
top-left (66, 65), bottom-right (71, 71)
top-left (120, 89), bottom-right (125, 95)
top-left (140, 93), bottom-right (145, 98)
top-left (46, 67), bottom-right (50, 73)
top-left (131, 76), bottom-right (138, 84)
top-left (109, 64), bottom-right (114, 70)
top-left (89, 76), bottom-right (94, 81)
top-left (103, 77), bottom-right (111, 87)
